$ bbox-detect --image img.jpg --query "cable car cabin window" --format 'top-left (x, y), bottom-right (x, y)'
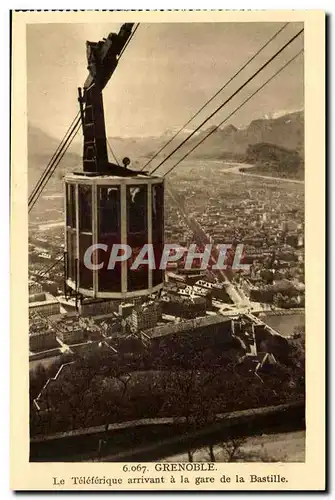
top-left (152, 184), bottom-right (164, 243)
top-left (98, 186), bottom-right (120, 236)
top-left (79, 185), bottom-right (92, 232)
top-left (66, 229), bottom-right (72, 280)
top-left (98, 239), bottom-right (122, 292)
top-left (66, 228), bottom-right (77, 281)
top-left (127, 186), bottom-right (147, 234)
top-left (98, 265), bottom-right (122, 293)
top-left (127, 265), bottom-right (149, 292)
top-left (66, 184), bottom-right (76, 228)
top-left (153, 241), bottom-right (164, 287)
top-left (79, 233), bottom-right (93, 289)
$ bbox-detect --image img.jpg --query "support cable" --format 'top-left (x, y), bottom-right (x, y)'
top-left (29, 118), bottom-right (81, 212)
top-left (107, 138), bottom-right (120, 166)
top-left (118, 23), bottom-right (140, 60)
top-left (29, 112), bottom-right (80, 206)
top-left (37, 254), bottom-right (65, 279)
top-left (162, 49), bottom-right (304, 179)
top-left (140, 22), bottom-right (288, 172)
top-left (150, 28), bottom-right (303, 176)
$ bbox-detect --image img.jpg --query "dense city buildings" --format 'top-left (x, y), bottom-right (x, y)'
top-left (51, 315), bottom-right (85, 345)
top-left (131, 301), bottom-right (162, 331)
top-left (29, 161), bottom-right (304, 311)
top-left (27, 146), bottom-right (307, 468)
top-left (29, 292), bottom-right (60, 316)
top-left (28, 160), bottom-right (305, 361)
top-left (29, 313), bottom-right (58, 352)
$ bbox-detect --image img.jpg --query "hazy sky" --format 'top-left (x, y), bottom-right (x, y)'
top-left (27, 22), bottom-right (304, 140)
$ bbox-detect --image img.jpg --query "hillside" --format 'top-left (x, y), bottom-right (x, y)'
top-left (189, 111), bottom-right (304, 159)
top-left (243, 142), bottom-right (304, 181)
top-left (28, 124), bottom-right (81, 192)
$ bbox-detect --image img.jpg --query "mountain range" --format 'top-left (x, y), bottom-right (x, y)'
top-left (28, 110), bottom-right (304, 185)
top-left (189, 110), bottom-right (304, 159)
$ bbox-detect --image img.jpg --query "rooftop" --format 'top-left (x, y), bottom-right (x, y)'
top-left (147, 314), bottom-right (231, 339)
top-left (29, 292), bottom-right (59, 308)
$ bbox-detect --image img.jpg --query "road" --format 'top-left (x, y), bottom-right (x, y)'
top-left (162, 430), bottom-right (305, 462)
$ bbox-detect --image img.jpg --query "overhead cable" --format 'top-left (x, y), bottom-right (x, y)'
top-left (140, 22), bottom-right (288, 172)
top-left (29, 112), bottom-right (81, 207)
top-left (107, 138), bottom-right (120, 166)
top-left (119, 23), bottom-right (140, 60)
top-left (37, 254), bottom-right (65, 279)
top-left (162, 49), bottom-right (304, 178)
top-left (29, 118), bottom-right (81, 212)
top-left (150, 28), bottom-right (304, 176)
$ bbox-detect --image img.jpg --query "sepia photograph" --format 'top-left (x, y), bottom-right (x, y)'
top-left (10, 9), bottom-right (325, 491)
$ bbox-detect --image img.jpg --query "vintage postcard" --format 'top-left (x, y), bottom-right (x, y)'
top-left (10, 9), bottom-right (325, 491)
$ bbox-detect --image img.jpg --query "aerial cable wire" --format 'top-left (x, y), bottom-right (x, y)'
top-left (28, 111), bottom-right (81, 206)
top-left (107, 138), bottom-right (120, 166)
top-left (28, 116), bottom-right (80, 209)
top-left (162, 48), bottom-right (304, 179)
top-left (29, 24), bottom-right (139, 211)
top-left (140, 22), bottom-right (289, 172)
top-left (38, 254), bottom-right (65, 279)
top-left (104, 23), bottom-right (140, 156)
top-left (149, 28), bottom-right (304, 177)
top-left (29, 114), bottom-right (81, 206)
top-left (29, 117), bottom-right (81, 211)
top-left (29, 118), bottom-right (81, 212)
top-left (29, 114), bottom-right (81, 209)
top-left (118, 23), bottom-right (140, 61)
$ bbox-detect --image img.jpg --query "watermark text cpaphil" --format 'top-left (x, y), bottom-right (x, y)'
top-left (83, 243), bottom-right (250, 272)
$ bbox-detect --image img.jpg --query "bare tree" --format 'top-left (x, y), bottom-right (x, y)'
top-left (103, 372), bottom-right (132, 433)
top-left (219, 436), bottom-right (247, 462)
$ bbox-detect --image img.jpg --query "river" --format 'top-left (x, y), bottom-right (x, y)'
top-left (262, 312), bottom-right (305, 337)
top-left (220, 162), bottom-right (304, 185)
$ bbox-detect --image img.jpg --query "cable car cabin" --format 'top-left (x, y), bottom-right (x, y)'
top-left (63, 25), bottom-right (165, 300)
top-left (64, 168), bottom-right (164, 299)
